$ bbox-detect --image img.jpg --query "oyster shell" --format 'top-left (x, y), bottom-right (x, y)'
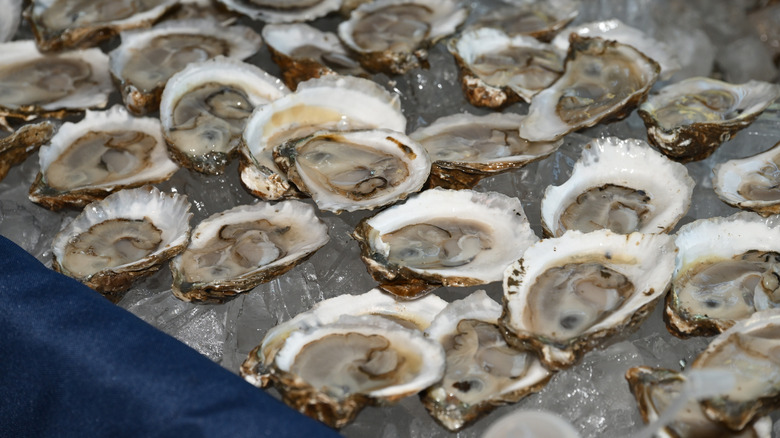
top-left (51, 186), bottom-right (191, 302)
top-left (625, 366), bottom-right (772, 438)
top-left (170, 200), bottom-right (329, 303)
top-left (421, 290), bottom-right (552, 431)
top-left (239, 75), bottom-right (406, 201)
top-left (108, 19), bottom-right (263, 115)
top-left (501, 229), bottom-right (676, 370)
top-left (713, 140), bottom-right (780, 215)
top-left (638, 77), bottom-right (780, 162)
top-left (262, 23), bottom-right (367, 90)
top-left (519, 35), bottom-right (660, 142)
top-left (665, 213), bottom-right (780, 338)
top-left (0, 40), bottom-right (112, 128)
top-left (269, 314), bottom-right (445, 428)
top-left (410, 112), bottom-right (562, 189)
top-left (0, 120), bottom-right (58, 183)
top-left (0, 0), bottom-right (22, 42)
top-left (691, 309), bottom-right (780, 431)
top-left (540, 137), bottom-right (694, 237)
top-left (29, 105), bottom-right (179, 210)
top-left (337, 0), bottom-right (468, 74)
top-left (216, 0), bottom-right (341, 23)
top-left (353, 188), bottom-right (539, 299)
top-left (469, 0), bottom-right (579, 41)
top-left (159, 56), bottom-right (289, 175)
top-left (25, 0), bottom-right (177, 52)
top-left (241, 288), bottom-right (447, 388)
top-left (447, 27), bottom-right (565, 108)
top-left (273, 129), bottom-right (431, 213)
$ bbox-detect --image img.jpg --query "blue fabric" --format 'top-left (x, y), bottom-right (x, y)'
top-left (0, 236), bottom-right (342, 438)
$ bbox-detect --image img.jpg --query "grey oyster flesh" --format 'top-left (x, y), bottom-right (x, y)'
top-left (673, 251), bottom-right (780, 325)
top-left (287, 45), bottom-right (364, 76)
top-left (34, 0), bottom-right (162, 34)
top-left (0, 57), bottom-right (93, 109)
top-left (383, 221), bottom-right (492, 269)
top-left (287, 332), bottom-right (425, 400)
top-left (43, 130), bottom-right (157, 191)
top-left (279, 135), bottom-right (410, 200)
top-left (470, 46), bottom-right (563, 92)
top-left (61, 218), bottom-right (162, 278)
top-left (651, 89), bottom-right (743, 131)
top-left (525, 262), bottom-right (633, 343)
top-left (477, 7), bottom-right (565, 36)
top-left (177, 219), bottom-right (292, 284)
top-left (557, 184), bottom-right (652, 235)
top-left (120, 34), bottom-right (230, 93)
top-left (350, 4), bottom-right (432, 53)
top-left (736, 157), bottom-right (780, 202)
top-left (422, 125), bottom-right (557, 164)
top-left (168, 82), bottom-right (254, 160)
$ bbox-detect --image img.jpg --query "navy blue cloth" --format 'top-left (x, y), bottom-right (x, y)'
top-left (0, 236), bottom-right (342, 438)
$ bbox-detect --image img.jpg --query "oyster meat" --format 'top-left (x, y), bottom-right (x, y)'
top-left (353, 188), bottom-right (539, 299)
top-left (159, 56), bottom-right (289, 175)
top-left (665, 213), bottom-right (780, 337)
top-left (713, 140), bottom-right (780, 215)
top-left (170, 200), bottom-right (329, 303)
top-left (468, 0), bottom-right (579, 41)
top-left (519, 36), bottom-right (660, 142)
top-left (638, 77), bottom-right (780, 162)
top-left (540, 137), bottom-right (694, 237)
top-left (410, 112), bottom-right (562, 189)
top-left (501, 229), bottom-right (676, 369)
top-left (216, 0), bottom-right (341, 24)
top-left (109, 19), bottom-right (263, 115)
top-left (421, 290), bottom-right (552, 431)
top-left (29, 105), bottom-right (178, 210)
top-left (51, 186), bottom-right (191, 302)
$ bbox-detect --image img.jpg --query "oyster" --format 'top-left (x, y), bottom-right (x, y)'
top-left (638, 77), bottom-right (780, 162)
top-left (159, 56), bottom-right (289, 175)
top-left (540, 137), bottom-right (694, 237)
top-left (410, 112), bottom-right (562, 189)
top-left (665, 213), bottom-right (780, 338)
top-left (0, 40), bottom-right (112, 128)
top-left (691, 309), bottom-right (780, 431)
top-left (447, 28), bottom-right (565, 108)
top-left (273, 129), bottom-right (431, 213)
top-left (269, 314), bottom-right (445, 428)
top-left (239, 75), bottom-right (406, 201)
top-left (713, 140), bottom-right (780, 215)
top-left (29, 105), bottom-right (178, 210)
top-left (51, 186), bottom-right (191, 302)
top-left (519, 36), bottom-right (660, 142)
top-left (337, 0), bottom-right (468, 74)
top-left (26, 0), bottom-right (177, 52)
top-left (241, 288), bottom-right (447, 388)
top-left (262, 23), bottom-right (366, 90)
top-left (170, 200), bottom-right (329, 303)
top-left (421, 290), bottom-right (552, 431)
top-left (0, 120), bottom-right (58, 182)
top-left (1, 0), bottom-right (22, 42)
top-left (353, 188), bottom-right (539, 299)
top-left (216, 0), bottom-right (341, 23)
top-left (501, 229), bottom-right (676, 370)
top-left (469, 0), bottom-right (579, 41)
top-left (108, 19), bottom-right (263, 115)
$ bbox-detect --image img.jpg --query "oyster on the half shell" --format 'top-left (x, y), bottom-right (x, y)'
top-left (713, 140), bottom-right (780, 215)
top-left (468, 0), bottom-right (579, 41)
top-left (0, 120), bottom-right (58, 182)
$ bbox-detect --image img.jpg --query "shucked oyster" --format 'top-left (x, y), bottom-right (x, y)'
top-left (0, 120), bottom-right (58, 183)
top-left (665, 213), bottom-right (780, 338)
top-left (468, 0), bottom-right (579, 41)
top-left (713, 140), bottom-right (780, 215)
top-left (421, 290), bottom-right (552, 431)
top-left (241, 288), bottom-right (447, 388)
top-left (159, 56), bottom-right (289, 175)
top-left (109, 19), bottom-right (263, 115)
top-left (0, 40), bottom-right (112, 128)
top-left (170, 200), bottom-right (329, 303)
top-left (216, 0), bottom-right (341, 23)
top-left (26, 0), bottom-right (177, 52)
top-left (29, 105), bottom-right (178, 210)
top-left (540, 137), bottom-right (694, 237)
top-left (337, 0), bottom-right (468, 74)
top-left (501, 229), bottom-right (676, 370)
top-left (639, 77), bottom-right (780, 162)
top-left (273, 129), bottom-right (431, 213)
top-left (519, 36), bottom-right (660, 142)
top-left (52, 186), bottom-right (191, 302)
top-left (353, 188), bottom-right (539, 299)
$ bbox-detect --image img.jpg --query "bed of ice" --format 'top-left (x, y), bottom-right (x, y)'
top-left (1, 0), bottom-right (780, 436)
